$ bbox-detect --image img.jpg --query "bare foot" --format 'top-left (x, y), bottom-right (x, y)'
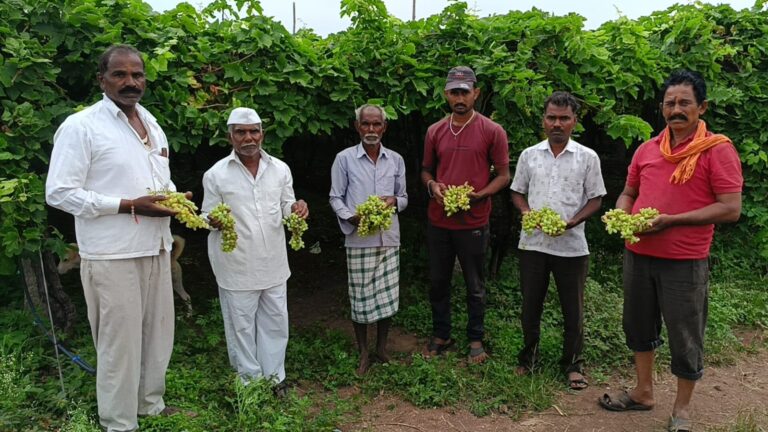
top-left (567, 371), bottom-right (589, 390)
top-left (515, 366), bottom-right (530, 376)
top-left (356, 354), bottom-right (370, 376)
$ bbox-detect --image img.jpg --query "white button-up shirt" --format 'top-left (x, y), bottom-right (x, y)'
top-left (45, 94), bottom-right (174, 260)
top-left (511, 139), bottom-right (606, 257)
top-left (329, 143), bottom-right (408, 248)
top-left (202, 149), bottom-right (297, 291)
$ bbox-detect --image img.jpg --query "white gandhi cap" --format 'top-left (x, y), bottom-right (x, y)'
top-left (227, 107), bottom-right (261, 125)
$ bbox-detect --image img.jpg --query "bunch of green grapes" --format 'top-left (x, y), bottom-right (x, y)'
top-left (151, 190), bottom-right (210, 230)
top-left (602, 207), bottom-right (660, 244)
top-left (283, 213), bottom-right (308, 250)
top-left (443, 182), bottom-right (474, 217)
top-left (210, 203), bottom-right (237, 252)
top-left (355, 195), bottom-right (395, 236)
top-left (522, 207), bottom-right (567, 236)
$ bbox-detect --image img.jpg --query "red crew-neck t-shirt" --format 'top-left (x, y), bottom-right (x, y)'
top-left (625, 130), bottom-right (742, 259)
top-left (422, 113), bottom-right (509, 229)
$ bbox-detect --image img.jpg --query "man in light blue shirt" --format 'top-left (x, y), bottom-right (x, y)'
top-left (329, 104), bottom-right (407, 375)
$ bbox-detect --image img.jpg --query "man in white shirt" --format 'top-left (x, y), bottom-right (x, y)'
top-left (202, 107), bottom-right (308, 393)
top-left (510, 91), bottom-right (606, 390)
top-left (46, 45), bottom-right (188, 432)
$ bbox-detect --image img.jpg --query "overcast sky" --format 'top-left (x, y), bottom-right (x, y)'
top-left (143, 0), bottom-right (758, 35)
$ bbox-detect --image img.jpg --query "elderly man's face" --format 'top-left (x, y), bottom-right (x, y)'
top-left (355, 108), bottom-right (387, 146)
top-left (98, 51), bottom-right (145, 111)
top-left (229, 124), bottom-right (263, 158)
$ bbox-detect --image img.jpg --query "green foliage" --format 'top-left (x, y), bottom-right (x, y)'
top-left (2, 0), bottom-right (768, 269)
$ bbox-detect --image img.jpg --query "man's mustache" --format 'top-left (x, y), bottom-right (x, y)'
top-left (119, 87), bottom-right (142, 95)
top-left (453, 103), bottom-right (467, 109)
top-left (668, 114), bottom-right (687, 122)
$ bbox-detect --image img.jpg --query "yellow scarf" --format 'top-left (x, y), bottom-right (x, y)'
top-left (659, 120), bottom-right (730, 184)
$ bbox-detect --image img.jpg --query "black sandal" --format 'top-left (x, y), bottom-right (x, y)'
top-left (424, 337), bottom-right (455, 357)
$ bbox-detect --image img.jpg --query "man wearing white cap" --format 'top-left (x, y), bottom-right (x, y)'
top-left (202, 107), bottom-right (308, 393)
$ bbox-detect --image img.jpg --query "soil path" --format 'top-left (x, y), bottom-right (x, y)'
top-left (343, 349), bottom-right (767, 431)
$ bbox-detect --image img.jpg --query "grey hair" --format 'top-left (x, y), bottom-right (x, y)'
top-left (355, 104), bottom-right (387, 122)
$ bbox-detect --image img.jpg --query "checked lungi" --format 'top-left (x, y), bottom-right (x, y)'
top-left (346, 246), bottom-right (400, 324)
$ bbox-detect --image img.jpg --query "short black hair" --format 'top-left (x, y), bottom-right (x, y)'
top-left (544, 91), bottom-right (580, 116)
top-left (661, 70), bottom-right (706, 104)
top-left (98, 44), bottom-right (144, 74)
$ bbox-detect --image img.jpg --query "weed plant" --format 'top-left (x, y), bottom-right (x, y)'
top-left (2, 224), bottom-right (766, 430)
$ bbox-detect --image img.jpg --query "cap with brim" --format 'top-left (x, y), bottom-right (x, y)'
top-left (227, 107), bottom-right (261, 125)
top-left (445, 66), bottom-right (477, 91)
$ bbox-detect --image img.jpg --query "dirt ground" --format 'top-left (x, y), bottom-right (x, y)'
top-left (179, 230), bottom-right (768, 432)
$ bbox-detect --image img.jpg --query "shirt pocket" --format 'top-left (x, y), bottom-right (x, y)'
top-left (148, 153), bottom-right (172, 190)
top-left (264, 187), bottom-right (284, 226)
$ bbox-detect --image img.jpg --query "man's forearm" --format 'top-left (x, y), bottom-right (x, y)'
top-left (510, 191), bottom-right (530, 214)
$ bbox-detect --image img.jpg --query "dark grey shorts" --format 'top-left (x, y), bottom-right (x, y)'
top-left (622, 250), bottom-right (709, 381)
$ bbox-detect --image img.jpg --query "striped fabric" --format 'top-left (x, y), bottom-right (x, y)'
top-left (346, 246), bottom-right (400, 323)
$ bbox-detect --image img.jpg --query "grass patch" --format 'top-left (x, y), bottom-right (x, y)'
top-left (2, 227), bottom-right (767, 430)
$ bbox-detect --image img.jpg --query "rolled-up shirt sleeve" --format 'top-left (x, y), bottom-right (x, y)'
top-left (394, 155), bottom-right (408, 213)
top-left (45, 119), bottom-right (121, 218)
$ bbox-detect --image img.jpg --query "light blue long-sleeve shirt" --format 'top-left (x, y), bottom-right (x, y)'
top-left (329, 143), bottom-right (408, 247)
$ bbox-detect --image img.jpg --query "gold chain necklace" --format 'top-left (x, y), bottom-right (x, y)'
top-left (449, 110), bottom-right (476, 139)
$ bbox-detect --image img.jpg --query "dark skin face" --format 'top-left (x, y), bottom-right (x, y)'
top-left (543, 104), bottom-right (577, 147)
top-left (97, 52), bottom-right (146, 113)
top-left (661, 84), bottom-right (708, 145)
top-left (229, 124), bottom-right (263, 160)
top-left (444, 87), bottom-right (480, 116)
top-left (355, 108), bottom-right (387, 147)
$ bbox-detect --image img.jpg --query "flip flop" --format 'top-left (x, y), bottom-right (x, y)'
top-left (668, 415), bottom-right (692, 432)
top-left (598, 390), bottom-right (653, 412)
top-left (467, 345), bottom-right (490, 364)
top-left (424, 337), bottom-right (454, 357)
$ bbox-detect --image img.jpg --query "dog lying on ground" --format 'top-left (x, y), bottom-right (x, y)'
top-left (57, 234), bottom-right (192, 314)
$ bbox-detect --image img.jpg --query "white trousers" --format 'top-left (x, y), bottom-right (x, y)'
top-left (219, 283), bottom-right (289, 383)
top-left (81, 251), bottom-right (174, 432)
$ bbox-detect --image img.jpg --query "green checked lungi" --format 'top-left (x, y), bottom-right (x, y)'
top-left (346, 246), bottom-right (400, 324)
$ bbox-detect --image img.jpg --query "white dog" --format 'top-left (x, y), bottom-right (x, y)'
top-left (57, 234), bottom-right (192, 313)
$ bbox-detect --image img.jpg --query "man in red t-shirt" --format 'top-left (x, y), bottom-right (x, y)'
top-left (420, 66), bottom-right (510, 364)
top-left (599, 70), bottom-right (742, 432)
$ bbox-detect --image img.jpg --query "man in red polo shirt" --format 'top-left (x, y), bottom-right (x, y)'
top-left (599, 70), bottom-right (742, 432)
top-left (420, 66), bottom-right (510, 363)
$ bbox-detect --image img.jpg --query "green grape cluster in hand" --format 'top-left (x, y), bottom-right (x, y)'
top-left (602, 207), bottom-right (660, 244)
top-left (210, 203), bottom-right (238, 252)
top-left (443, 182), bottom-right (474, 217)
top-left (283, 213), bottom-right (308, 250)
top-left (151, 190), bottom-right (210, 230)
top-left (522, 207), bottom-right (567, 236)
top-left (355, 195), bottom-right (395, 236)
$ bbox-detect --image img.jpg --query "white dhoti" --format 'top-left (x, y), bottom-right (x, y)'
top-left (218, 283), bottom-right (289, 383)
top-left (80, 250), bottom-right (175, 432)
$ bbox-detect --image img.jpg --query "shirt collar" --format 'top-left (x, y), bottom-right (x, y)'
top-left (226, 148), bottom-right (272, 167)
top-left (535, 139), bottom-right (577, 153)
top-left (355, 142), bottom-right (389, 159)
top-left (100, 93), bottom-right (154, 122)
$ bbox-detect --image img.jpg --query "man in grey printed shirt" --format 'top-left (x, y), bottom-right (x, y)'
top-left (510, 91), bottom-right (606, 390)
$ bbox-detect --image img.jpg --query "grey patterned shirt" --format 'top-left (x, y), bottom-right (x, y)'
top-left (511, 139), bottom-right (606, 257)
